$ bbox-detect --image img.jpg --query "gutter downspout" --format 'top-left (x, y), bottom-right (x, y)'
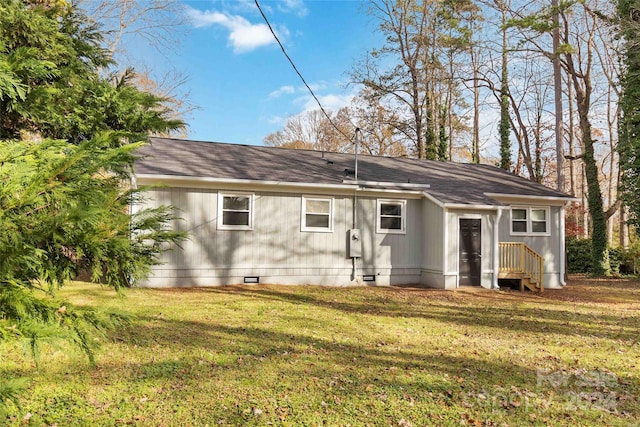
top-left (493, 207), bottom-right (504, 289)
top-left (560, 202), bottom-right (568, 286)
top-left (442, 207), bottom-right (449, 289)
top-left (351, 128), bottom-right (360, 283)
top-left (351, 187), bottom-right (358, 282)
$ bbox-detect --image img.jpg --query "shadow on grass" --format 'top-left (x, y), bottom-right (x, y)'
top-left (86, 318), bottom-right (637, 421)
top-left (7, 280), bottom-right (640, 425)
top-left (181, 285), bottom-right (640, 343)
top-left (104, 318), bottom-right (546, 389)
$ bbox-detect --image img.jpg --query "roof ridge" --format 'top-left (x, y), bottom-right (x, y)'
top-left (149, 136), bottom-right (497, 167)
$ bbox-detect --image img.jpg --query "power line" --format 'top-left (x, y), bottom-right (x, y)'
top-left (254, 0), bottom-right (353, 144)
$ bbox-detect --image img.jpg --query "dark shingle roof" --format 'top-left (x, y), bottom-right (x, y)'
top-left (135, 138), bottom-right (572, 206)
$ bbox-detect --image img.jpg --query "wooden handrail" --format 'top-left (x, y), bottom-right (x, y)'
top-left (499, 242), bottom-right (544, 291)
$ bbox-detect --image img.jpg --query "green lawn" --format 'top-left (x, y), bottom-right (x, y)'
top-left (2, 278), bottom-right (639, 426)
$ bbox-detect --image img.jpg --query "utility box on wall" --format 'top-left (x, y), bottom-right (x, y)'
top-left (348, 228), bottom-right (361, 258)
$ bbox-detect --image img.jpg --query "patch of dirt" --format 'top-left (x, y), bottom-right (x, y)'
top-left (138, 275), bottom-right (640, 308)
top-left (537, 275), bottom-right (640, 306)
top-left (389, 276), bottom-right (640, 307)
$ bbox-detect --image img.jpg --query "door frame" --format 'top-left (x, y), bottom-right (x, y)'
top-left (458, 217), bottom-right (482, 287)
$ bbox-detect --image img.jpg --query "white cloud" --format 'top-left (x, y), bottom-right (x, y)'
top-left (278, 0), bottom-right (309, 17)
top-left (308, 82), bottom-right (327, 92)
top-left (268, 83), bottom-right (330, 99)
top-left (302, 93), bottom-right (354, 112)
top-left (269, 85), bottom-right (296, 98)
top-left (186, 6), bottom-right (289, 53)
top-left (220, 0), bottom-right (307, 17)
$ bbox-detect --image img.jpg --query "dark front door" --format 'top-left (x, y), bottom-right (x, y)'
top-left (459, 218), bottom-right (481, 286)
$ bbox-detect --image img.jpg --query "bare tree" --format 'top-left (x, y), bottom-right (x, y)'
top-left (79, 0), bottom-right (192, 135)
top-left (559, 1), bottom-right (609, 273)
top-left (477, 54), bottom-right (554, 182)
top-left (350, 0), bottom-right (429, 157)
top-left (350, 90), bottom-right (409, 156)
top-left (133, 67), bottom-right (195, 138)
top-left (350, 0), bottom-right (477, 159)
top-left (264, 110), bottom-right (346, 151)
top-left (263, 92), bottom-right (409, 157)
top-left (469, 18), bottom-right (482, 164)
top-left (80, 0), bottom-right (188, 57)
top-left (552, 0), bottom-right (565, 191)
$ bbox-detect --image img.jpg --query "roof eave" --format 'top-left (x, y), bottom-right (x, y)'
top-left (484, 192), bottom-right (580, 205)
top-left (135, 173), bottom-right (359, 191)
top-left (135, 174), bottom-right (425, 196)
top-left (421, 191), bottom-right (501, 210)
top-left (443, 203), bottom-right (504, 210)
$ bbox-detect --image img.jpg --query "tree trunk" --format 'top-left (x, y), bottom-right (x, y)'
top-left (578, 95), bottom-right (609, 274)
top-left (499, 7), bottom-right (511, 170)
top-left (552, 0), bottom-right (565, 192)
top-left (581, 163), bottom-right (589, 239)
top-left (619, 207), bottom-right (628, 249)
top-left (562, 8), bottom-right (608, 274)
top-left (567, 74), bottom-right (576, 195)
top-left (472, 49), bottom-right (480, 164)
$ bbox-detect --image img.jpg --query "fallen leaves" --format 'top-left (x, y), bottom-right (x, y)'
top-left (5, 278), bottom-right (639, 426)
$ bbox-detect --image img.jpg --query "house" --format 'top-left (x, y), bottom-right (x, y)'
top-left (134, 137), bottom-right (576, 290)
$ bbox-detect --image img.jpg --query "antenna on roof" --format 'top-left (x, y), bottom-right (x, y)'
top-left (354, 128), bottom-right (360, 181)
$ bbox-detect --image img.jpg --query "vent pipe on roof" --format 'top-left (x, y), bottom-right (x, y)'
top-left (354, 127), bottom-right (360, 181)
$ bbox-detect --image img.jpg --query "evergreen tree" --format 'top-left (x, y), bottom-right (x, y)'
top-left (0, 0), bottom-right (181, 142)
top-left (0, 0), bottom-right (184, 408)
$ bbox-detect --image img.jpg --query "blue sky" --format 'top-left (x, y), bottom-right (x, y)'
top-left (137, 0), bottom-right (382, 145)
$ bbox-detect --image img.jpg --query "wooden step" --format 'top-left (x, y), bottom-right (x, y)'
top-left (521, 277), bottom-right (542, 292)
top-left (500, 272), bottom-right (542, 292)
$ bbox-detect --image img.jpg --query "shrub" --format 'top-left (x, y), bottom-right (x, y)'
top-left (567, 237), bottom-right (639, 275)
top-left (609, 247), bottom-right (630, 274)
top-left (566, 238), bottom-right (594, 274)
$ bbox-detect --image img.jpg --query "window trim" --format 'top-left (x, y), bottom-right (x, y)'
top-left (217, 192), bottom-right (254, 230)
top-left (510, 206), bottom-right (550, 236)
top-left (376, 199), bottom-right (407, 234)
top-left (301, 195), bottom-right (334, 232)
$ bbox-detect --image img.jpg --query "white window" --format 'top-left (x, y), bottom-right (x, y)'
top-left (510, 206), bottom-right (549, 235)
top-left (302, 196), bottom-right (333, 232)
top-left (377, 199), bottom-right (406, 234)
top-left (217, 193), bottom-right (253, 230)
top-left (531, 208), bottom-right (548, 233)
top-left (512, 208), bottom-right (528, 233)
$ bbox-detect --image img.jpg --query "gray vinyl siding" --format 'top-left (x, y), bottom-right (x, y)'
top-left (136, 186), bottom-right (566, 289)
top-left (498, 205), bottom-right (563, 288)
top-left (138, 188), bottom-right (423, 287)
top-left (419, 199), bottom-right (445, 288)
top-left (421, 199), bottom-right (443, 271)
top-left (356, 197), bottom-right (423, 285)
